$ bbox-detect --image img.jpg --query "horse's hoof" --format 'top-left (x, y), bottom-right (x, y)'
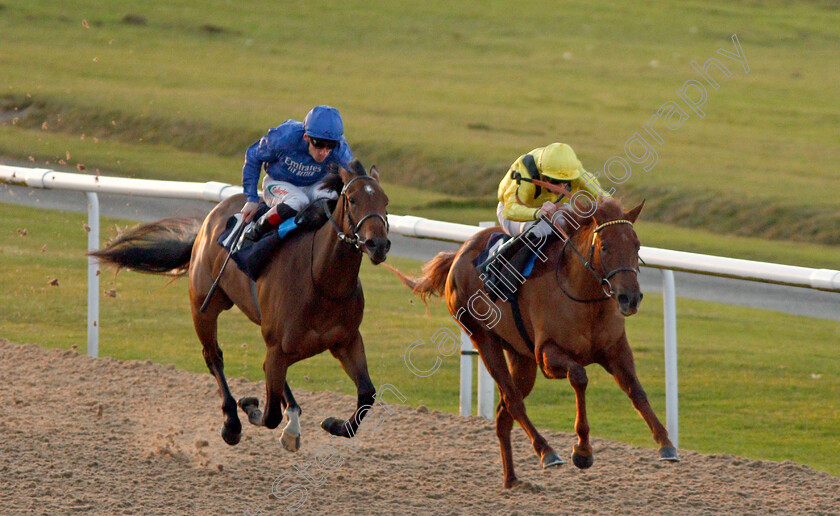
top-left (658, 446), bottom-right (681, 462)
top-left (541, 450), bottom-right (565, 468)
top-left (238, 397), bottom-right (264, 425)
top-left (238, 396), bottom-right (259, 411)
top-left (280, 430), bottom-right (301, 452)
top-left (571, 444), bottom-right (594, 469)
top-left (221, 423), bottom-right (241, 446)
top-left (320, 417), bottom-right (348, 437)
top-left (572, 451), bottom-right (594, 469)
top-left (503, 477), bottom-right (521, 489)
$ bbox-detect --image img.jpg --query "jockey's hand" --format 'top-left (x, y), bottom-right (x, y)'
top-left (539, 201), bottom-right (558, 219)
top-left (241, 201), bottom-right (260, 223)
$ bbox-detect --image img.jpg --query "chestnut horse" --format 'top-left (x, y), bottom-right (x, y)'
top-left (91, 160), bottom-right (390, 451)
top-left (391, 197), bottom-right (678, 488)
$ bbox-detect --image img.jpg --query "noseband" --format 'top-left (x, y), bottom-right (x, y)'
top-left (556, 218), bottom-right (638, 302)
top-left (321, 175), bottom-right (389, 252)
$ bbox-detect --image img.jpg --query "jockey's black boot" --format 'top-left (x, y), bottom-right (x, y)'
top-left (238, 204), bottom-right (298, 251)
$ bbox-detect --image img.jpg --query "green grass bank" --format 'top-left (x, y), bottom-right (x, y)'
top-left (1, 0), bottom-right (839, 244)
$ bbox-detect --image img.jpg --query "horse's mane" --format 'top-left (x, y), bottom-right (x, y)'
top-left (321, 168), bottom-right (344, 193)
top-left (321, 159), bottom-right (368, 194)
top-left (564, 196), bottom-right (626, 238)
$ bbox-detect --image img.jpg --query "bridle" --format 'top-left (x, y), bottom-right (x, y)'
top-left (554, 218), bottom-right (639, 302)
top-left (320, 175), bottom-right (389, 253)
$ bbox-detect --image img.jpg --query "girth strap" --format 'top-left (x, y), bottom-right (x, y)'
top-left (251, 280), bottom-right (261, 322)
top-left (509, 291), bottom-right (535, 353)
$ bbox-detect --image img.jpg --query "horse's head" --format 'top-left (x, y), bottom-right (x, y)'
top-left (337, 159), bottom-right (391, 264)
top-left (589, 198), bottom-right (645, 316)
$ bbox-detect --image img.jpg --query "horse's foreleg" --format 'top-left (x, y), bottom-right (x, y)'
top-left (542, 344), bottom-right (593, 469)
top-left (193, 306), bottom-right (241, 446)
top-left (602, 333), bottom-right (680, 462)
top-left (321, 333), bottom-right (375, 438)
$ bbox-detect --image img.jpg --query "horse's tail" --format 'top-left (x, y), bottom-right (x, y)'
top-left (384, 251), bottom-right (456, 304)
top-left (88, 217), bottom-right (201, 275)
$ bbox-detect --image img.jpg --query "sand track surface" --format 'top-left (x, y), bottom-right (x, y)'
top-left (1, 339), bottom-right (837, 515)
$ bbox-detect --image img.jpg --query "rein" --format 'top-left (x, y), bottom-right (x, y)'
top-left (554, 219), bottom-right (638, 302)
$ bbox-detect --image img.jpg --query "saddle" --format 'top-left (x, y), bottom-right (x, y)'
top-left (472, 233), bottom-right (542, 302)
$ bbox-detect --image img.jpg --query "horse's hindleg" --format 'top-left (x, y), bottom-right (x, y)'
top-left (279, 382), bottom-right (302, 452)
top-left (261, 344), bottom-right (291, 432)
top-left (602, 333), bottom-right (680, 462)
top-left (321, 333), bottom-right (376, 438)
top-left (239, 350), bottom-right (301, 451)
top-left (492, 347), bottom-right (519, 488)
top-left (505, 348), bottom-right (564, 470)
top-left (542, 344), bottom-right (593, 469)
top-left (192, 301), bottom-right (242, 446)
top-left (493, 398), bottom-right (517, 488)
top-left (476, 335), bottom-right (555, 487)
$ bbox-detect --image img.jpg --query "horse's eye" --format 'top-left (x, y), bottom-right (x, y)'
top-left (348, 197), bottom-right (356, 205)
top-left (600, 243), bottom-right (608, 253)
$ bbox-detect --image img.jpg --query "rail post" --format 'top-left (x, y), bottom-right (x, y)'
top-left (86, 192), bottom-right (100, 358)
top-left (662, 269), bottom-right (679, 447)
top-left (459, 330), bottom-right (475, 416)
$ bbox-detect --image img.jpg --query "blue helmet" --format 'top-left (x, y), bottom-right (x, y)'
top-left (303, 105), bottom-right (344, 141)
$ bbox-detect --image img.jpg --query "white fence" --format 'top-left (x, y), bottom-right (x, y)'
top-left (3, 165), bottom-right (839, 447)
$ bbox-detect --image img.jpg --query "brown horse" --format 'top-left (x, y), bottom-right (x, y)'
top-left (391, 197), bottom-right (678, 488)
top-left (91, 159), bottom-right (390, 451)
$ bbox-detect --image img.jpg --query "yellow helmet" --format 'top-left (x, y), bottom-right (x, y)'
top-left (537, 143), bottom-right (582, 181)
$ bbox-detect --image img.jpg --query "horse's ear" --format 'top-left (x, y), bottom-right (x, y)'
top-left (338, 166), bottom-right (354, 184)
top-left (625, 199), bottom-right (646, 223)
top-left (369, 165), bottom-right (380, 181)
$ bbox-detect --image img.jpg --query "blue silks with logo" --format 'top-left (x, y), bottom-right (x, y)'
top-left (241, 120), bottom-right (354, 202)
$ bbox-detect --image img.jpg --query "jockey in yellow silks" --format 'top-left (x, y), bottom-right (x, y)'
top-left (479, 143), bottom-right (609, 293)
top-left (497, 142), bottom-right (608, 234)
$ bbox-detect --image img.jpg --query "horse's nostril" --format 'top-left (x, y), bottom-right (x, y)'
top-left (385, 239), bottom-right (391, 251)
top-left (638, 292), bottom-right (644, 301)
top-left (618, 294), bottom-right (629, 305)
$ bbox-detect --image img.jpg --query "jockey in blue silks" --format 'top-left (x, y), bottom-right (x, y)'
top-left (238, 105), bottom-right (354, 245)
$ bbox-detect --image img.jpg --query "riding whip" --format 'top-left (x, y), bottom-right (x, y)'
top-left (200, 216), bottom-right (248, 313)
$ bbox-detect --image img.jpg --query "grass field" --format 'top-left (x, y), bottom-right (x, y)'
top-left (1, 1), bottom-right (839, 244)
top-left (1, 202), bottom-right (838, 475)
